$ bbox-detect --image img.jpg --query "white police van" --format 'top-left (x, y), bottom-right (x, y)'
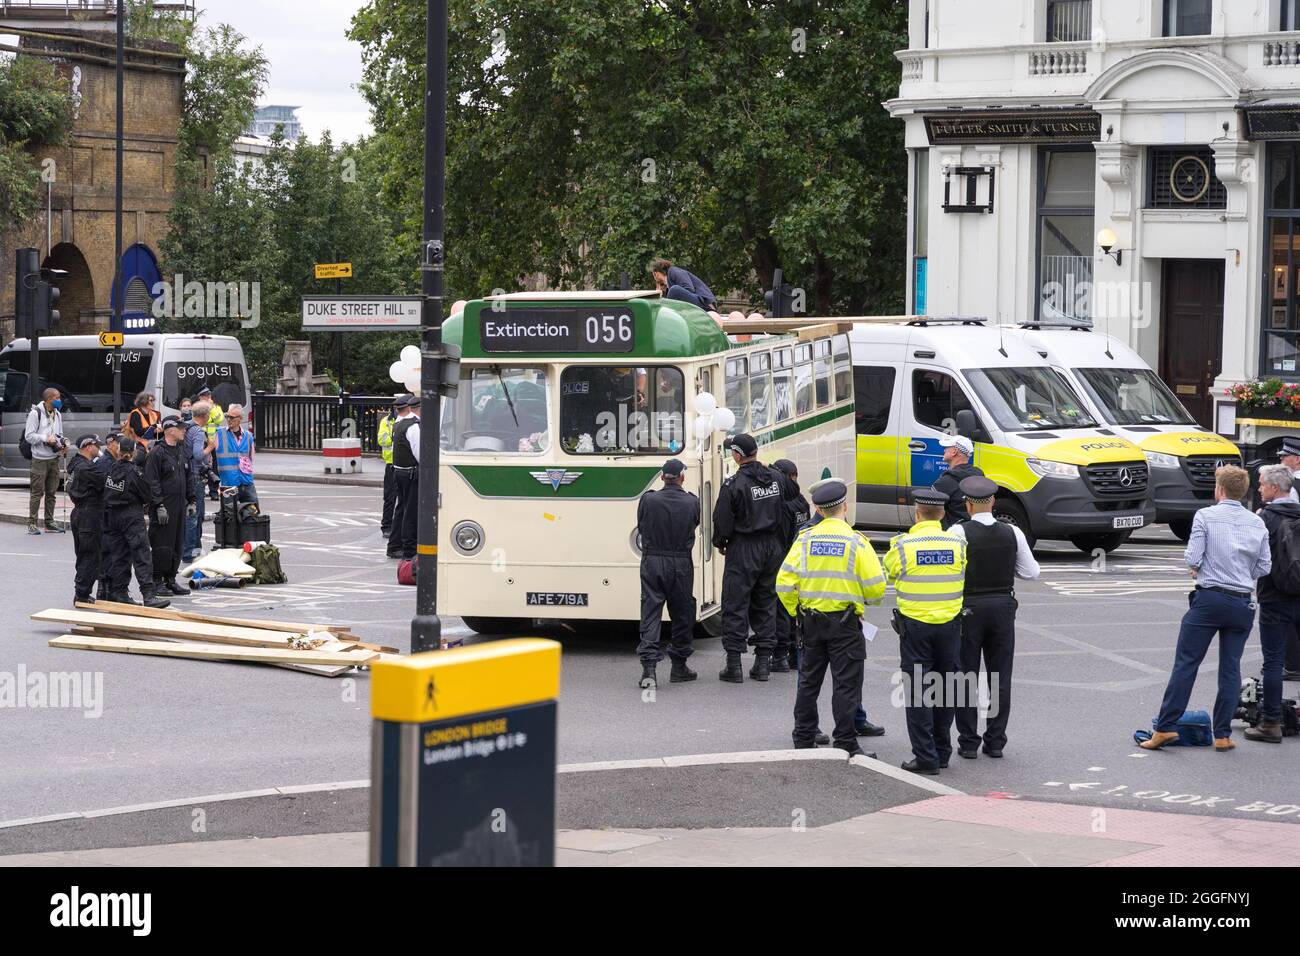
top-left (0, 333), bottom-right (250, 478)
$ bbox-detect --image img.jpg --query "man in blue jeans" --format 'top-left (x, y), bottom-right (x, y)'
top-left (650, 258), bottom-right (717, 311)
top-left (1246, 464), bottom-right (1300, 743)
top-left (1142, 465), bottom-right (1270, 752)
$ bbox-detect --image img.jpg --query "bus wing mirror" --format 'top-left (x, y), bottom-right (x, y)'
top-left (436, 344), bottom-right (461, 398)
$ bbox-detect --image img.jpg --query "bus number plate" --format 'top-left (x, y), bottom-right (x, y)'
top-left (1112, 515), bottom-right (1145, 529)
top-left (526, 592), bottom-right (590, 607)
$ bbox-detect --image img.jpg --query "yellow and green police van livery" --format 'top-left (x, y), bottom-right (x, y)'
top-left (850, 319), bottom-right (1155, 553)
top-left (1005, 326), bottom-right (1241, 542)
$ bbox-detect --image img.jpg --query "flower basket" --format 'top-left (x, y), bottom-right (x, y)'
top-left (1228, 380), bottom-right (1300, 421)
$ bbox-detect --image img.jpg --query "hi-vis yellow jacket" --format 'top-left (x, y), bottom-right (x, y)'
top-left (777, 517), bottom-right (886, 617)
top-left (883, 520), bottom-right (966, 625)
top-left (378, 413), bottom-right (396, 465)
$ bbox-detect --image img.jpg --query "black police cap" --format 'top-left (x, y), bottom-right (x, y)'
top-left (1278, 437), bottom-right (1300, 459)
top-left (724, 433), bottom-right (758, 457)
top-left (958, 476), bottom-right (999, 501)
top-left (912, 487), bottom-right (949, 506)
top-left (811, 479), bottom-right (848, 508)
top-left (76, 434), bottom-right (102, 450)
top-left (662, 458), bottom-right (685, 478)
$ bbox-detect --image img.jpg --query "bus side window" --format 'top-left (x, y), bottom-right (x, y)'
top-left (725, 357), bottom-right (749, 434)
top-left (773, 348), bottom-right (793, 423)
top-left (794, 344), bottom-right (813, 416)
top-left (814, 339), bottom-right (832, 408)
top-left (749, 352), bottom-right (772, 431)
top-left (832, 335), bottom-right (852, 402)
top-left (854, 366), bottom-right (896, 435)
top-left (912, 369), bottom-right (973, 433)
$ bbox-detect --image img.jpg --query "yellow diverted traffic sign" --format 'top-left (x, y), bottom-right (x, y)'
top-left (315, 262), bottom-right (353, 280)
top-left (98, 331), bottom-right (124, 348)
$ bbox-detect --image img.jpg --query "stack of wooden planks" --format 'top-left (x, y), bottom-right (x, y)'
top-left (33, 602), bottom-right (400, 677)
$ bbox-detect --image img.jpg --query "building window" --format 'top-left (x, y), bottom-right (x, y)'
top-left (1283, 0), bottom-right (1298, 30)
top-left (1047, 0), bottom-right (1092, 41)
top-left (913, 149), bottom-right (929, 315)
top-left (1263, 144), bottom-right (1300, 377)
top-left (1037, 148), bottom-right (1095, 324)
top-left (1164, 0), bottom-right (1212, 37)
top-left (1148, 147), bottom-right (1226, 209)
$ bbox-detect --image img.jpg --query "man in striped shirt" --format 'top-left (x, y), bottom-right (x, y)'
top-left (1143, 465), bottom-right (1270, 751)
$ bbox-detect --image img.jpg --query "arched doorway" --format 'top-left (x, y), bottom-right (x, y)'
top-left (110, 243), bottom-right (164, 331)
top-left (41, 243), bottom-right (95, 334)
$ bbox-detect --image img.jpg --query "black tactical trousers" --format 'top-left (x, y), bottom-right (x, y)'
top-left (720, 533), bottom-right (783, 655)
top-left (956, 594), bottom-right (1017, 752)
top-left (792, 608), bottom-right (865, 750)
top-left (636, 554), bottom-right (696, 663)
top-left (148, 496), bottom-right (187, 580)
top-left (71, 506), bottom-right (103, 600)
top-left (899, 616), bottom-right (962, 767)
top-left (105, 507), bottom-right (155, 597)
top-left (381, 463), bottom-right (396, 534)
top-left (389, 467), bottom-right (418, 559)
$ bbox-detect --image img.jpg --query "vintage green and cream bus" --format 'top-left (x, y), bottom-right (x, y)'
top-left (437, 291), bottom-right (855, 635)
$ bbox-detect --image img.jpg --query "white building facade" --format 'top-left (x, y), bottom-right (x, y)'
top-left (889, 0), bottom-right (1300, 432)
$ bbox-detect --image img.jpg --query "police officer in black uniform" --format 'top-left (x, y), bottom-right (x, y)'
top-left (103, 436), bottom-right (170, 609)
top-left (95, 434), bottom-right (121, 600)
top-left (67, 434), bottom-right (110, 605)
top-left (771, 459), bottom-right (809, 672)
top-left (931, 435), bottom-right (985, 529)
top-left (712, 433), bottom-right (788, 683)
top-left (635, 458), bottom-right (701, 689)
top-left (144, 416), bottom-right (195, 597)
top-left (389, 396), bottom-right (421, 561)
top-left (950, 476), bottom-right (1039, 758)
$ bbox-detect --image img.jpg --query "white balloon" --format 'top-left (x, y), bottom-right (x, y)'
top-left (400, 345), bottom-right (422, 368)
top-left (693, 416), bottom-right (714, 439)
top-left (450, 299), bottom-right (468, 317)
top-left (748, 312), bottom-right (765, 322)
top-left (728, 310), bottom-right (745, 322)
top-left (707, 311), bottom-right (724, 324)
top-left (404, 374), bottom-right (421, 394)
top-left (714, 407), bottom-right (736, 432)
top-left (389, 361), bottom-right (407, 384)
top-left (693, 393), bottom-right (717, 416)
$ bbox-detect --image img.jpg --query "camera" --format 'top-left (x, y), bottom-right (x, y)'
top-left (1234, 676), bottom-right (1300, 735)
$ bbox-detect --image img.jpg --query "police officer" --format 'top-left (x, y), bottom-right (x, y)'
top-left (144, 417), bottom-right (195, 597)
top-left (67, 434), bottom-right (110, 605)
top-left (712, 433), bottom-right (788, 682)
top-left (771, 459), bottom-right (809, 672)
top-left (103, 436), bottom-right (170, 609)
top-left (779, 479), bottom-right (887, 756)
top-left (378, 395), bottom-right (402, 539)
top-left (95, 434), bottom-right (121, 601)
top-left (948, 477), bottom-right (1039, 759)
top-left (388, 395), bottom-right (421, 561)
top-left (931, 435), bottom-right (984, 529)
top-left (883, 488), bottom-right (967, 775)
top-left (635, 458), bottom-right (701, 688)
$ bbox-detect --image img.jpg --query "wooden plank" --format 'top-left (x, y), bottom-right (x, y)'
top-left (69, 626), bottom-right (357, 677)
top-left (49, 634), bottom-right (377, 666)
top-left (77, 601), bottom-right (358, 638)
top-left (36, 609), bottom-right (313, 648)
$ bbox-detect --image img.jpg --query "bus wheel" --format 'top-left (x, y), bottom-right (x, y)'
top-left (1069, 532), bottom-right (1128, 554)
top-left (993, 498), bottom-right (1036, 549)
top-left (693, 614), bottom-right (724, 642)
top-left (462, 617), bottom-right (527, 636)
top-left (1168, 519), bottom-right (1193, 543)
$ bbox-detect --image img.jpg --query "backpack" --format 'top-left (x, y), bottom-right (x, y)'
top-left (1270, 510), bottom-right (1300, 595)
top-left (1133, 710), bottom-right (1213, 747)
top-left (249, 543), bottom-right (287, 585)
top-left (18, 404), bottom-right (44, 460)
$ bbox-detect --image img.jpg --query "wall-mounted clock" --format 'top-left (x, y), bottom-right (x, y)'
top-left (1169, 155), bottom-right (1211, 203)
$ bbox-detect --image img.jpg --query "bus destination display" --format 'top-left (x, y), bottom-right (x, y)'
top-left (480, 308), bottom-right (635, 354)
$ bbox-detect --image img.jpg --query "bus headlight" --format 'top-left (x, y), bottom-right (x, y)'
top-left (1143, 451), bottom-right (1181, 469)
top-left (630, 529), bottom-right (643, 556)
top-left (1026, 458), bottom-right (1080, 479)
top-left (451, 520), bottom-right (485, 556)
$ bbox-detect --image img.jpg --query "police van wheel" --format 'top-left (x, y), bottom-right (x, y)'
top-left (462, 616), bottom-right (526, 636)
top-left (1168, 519), bottom-right (1193, 543)
top-left (1069, 532), bottom-right (1127, 554)
top-left (992, 499), bottom-right (1036, 550)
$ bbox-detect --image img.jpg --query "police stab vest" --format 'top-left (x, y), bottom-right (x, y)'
top-left (392, 416), bottom-right (419, 468)
top-left (962, 520), bottom-right (1017, 596)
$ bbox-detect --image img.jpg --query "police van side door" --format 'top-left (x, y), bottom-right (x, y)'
top-left (904, 364), bottom-right (977, 497)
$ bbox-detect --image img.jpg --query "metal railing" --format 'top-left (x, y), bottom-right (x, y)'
top-left (0, 1), bottom-right (195, 17)
top-left (1040, 254), bottom-right (1093, 322)
top-left (251, 393), bottom-right (394, 454)
top-left (1047, 0), bottom-right (1091, 42)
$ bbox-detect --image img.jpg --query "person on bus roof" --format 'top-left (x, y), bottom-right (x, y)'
top-left (650, 258), bottom-right (717, 312)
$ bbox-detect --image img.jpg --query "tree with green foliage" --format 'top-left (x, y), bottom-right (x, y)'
top-left (349, 0), bottom-right (908, 315)
top-left (0, 56), bottom-right (73, 234)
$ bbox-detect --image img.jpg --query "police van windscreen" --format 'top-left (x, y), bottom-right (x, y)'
top-left (1074, 367), bottom-right (1195, 426)
top-left (0, 348), bottom-right (152, 414)
top-left (441, 366), bottom-right (551, 454)
top-left (162, 362), bottom-right (247, 411)
top-left (963, 367), bottom-right (1097, 431)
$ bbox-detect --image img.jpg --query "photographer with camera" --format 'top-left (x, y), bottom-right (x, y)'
top-left (24, 387), bottom-right (68, 536)
top-left (1245, 463), bottom-right (1300, 744)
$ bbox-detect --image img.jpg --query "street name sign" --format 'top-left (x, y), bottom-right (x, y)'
top-left (315, 262), bottom-right (353, 280)
top-left (302, 296), bottom-right (422, 332)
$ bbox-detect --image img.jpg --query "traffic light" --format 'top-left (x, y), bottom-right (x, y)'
top-left (763, 268), bottom-right (802, 319)
top-left (34, 279), bottom-right (60, 333)
top-left (13, 248), bottom-right (39, 339)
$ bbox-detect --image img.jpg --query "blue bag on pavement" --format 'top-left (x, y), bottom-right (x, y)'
top-left (1132, 710), bottom-right (1213, 747)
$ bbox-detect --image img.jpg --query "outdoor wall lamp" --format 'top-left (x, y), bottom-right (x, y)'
top-left (1097, 227), bottom-right (1122, 266)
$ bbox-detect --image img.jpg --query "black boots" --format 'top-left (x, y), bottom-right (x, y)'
top-left (769, 654), bottom-right (791, 674)
top-left (639, 662), bottom-right (657, 689)
top-left (669, 658), bottom-right (697, 683)
top-left (109, 592), bottom-right (140, 606)
top-left (163, 578), bottom-right (189, 596)
top-left (718, 653), bottom-right (744, 683)
top-left (141, 587), bottom-right (171, 610)
top-left (749, 652), bottom-right (771, 682)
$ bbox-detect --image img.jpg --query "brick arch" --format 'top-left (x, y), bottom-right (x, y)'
top-left (42, 243), bottom-right (96, 334)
